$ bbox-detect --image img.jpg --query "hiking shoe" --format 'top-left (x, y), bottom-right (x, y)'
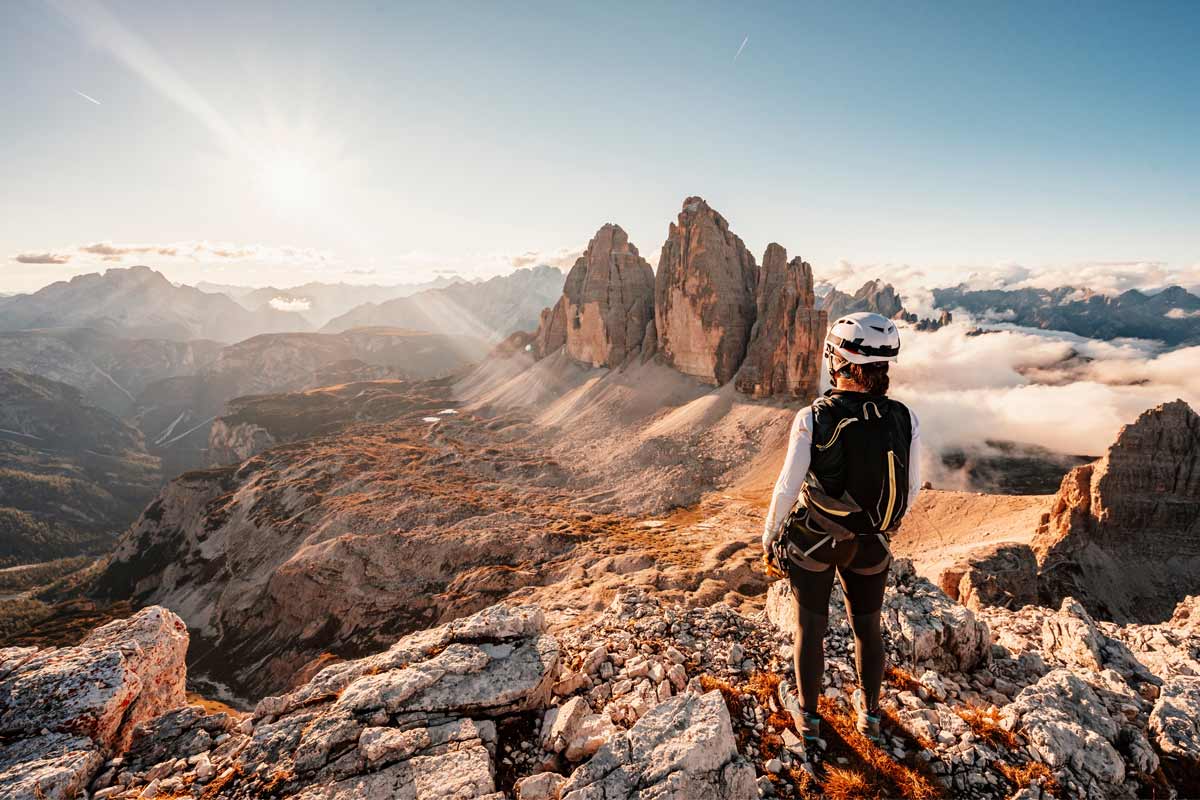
top-left (852, 689), bottom-right (883, 743)
top-left (777, 680), bottom-right (822, 743)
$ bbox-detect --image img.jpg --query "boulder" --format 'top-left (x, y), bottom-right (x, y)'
top-left (559, 224), bottom-right (656, 368)
top-left (937, 542), bottom-right (1038, 611)
top-left (1042, 597), bottom-right (1105, 672)
top-left (0, 607), bottom-right (186, 753)
top-left (734, 243), bottom-right (826, 399)
top-left (0, 733), bottom-right (102, 800)
top-left (517, 771), bottom-right (568, 800)
top-left (558, 690), bottom-right (757, 800)
top-left (0, 606), bottom-right (187, 799)
top-left (1149, 676), bottom-right (1200, 761)
top-left (1001, 669), bottom-right (1127, 799)
top-left (1033, 399), bottom-right (1200, 623)
top-left (884, 560), bottom-right (991, 673)
top-left (654, 197), bottom-right (758, 385)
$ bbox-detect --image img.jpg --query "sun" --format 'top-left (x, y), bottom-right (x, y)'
top-left (254, 150), bottom-right (324, 215)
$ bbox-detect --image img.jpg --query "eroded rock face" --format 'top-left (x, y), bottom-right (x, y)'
top-left (1033, 399), bottom-right (1200, 622)
top-left (654, 197), bottom-right (758, 385)
top-left (734, 243), bottom-right (826, 399)
top-left (532, 299), bottom-right (568, 359)
top-left (0, 607), bottom-right (186, 799)
top-left (556, 224), bottom-right (656, 368)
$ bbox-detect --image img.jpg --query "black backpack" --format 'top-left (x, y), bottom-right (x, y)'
top-left (778, 390), bottom-right (912, 572)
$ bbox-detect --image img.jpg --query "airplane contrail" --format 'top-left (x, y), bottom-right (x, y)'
top-left (74, 89), bottom-right (102, 105)
top-left (734, 35), bottom-right (749, 62)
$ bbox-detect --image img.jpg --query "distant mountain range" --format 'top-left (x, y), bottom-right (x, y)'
top-left (322, 265), bottom-right (564, 340)
top-left (933, 285), bottom-right (1200, 346)
top-left (0, 265), bottom-right (560, 345)
top-left (199, 277), bottom-right (467, 328)
top-left (0, 266), bottom-right (311, 343)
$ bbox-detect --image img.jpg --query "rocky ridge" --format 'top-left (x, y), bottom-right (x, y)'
top-left (8, 561), bottom-right (1200, 799)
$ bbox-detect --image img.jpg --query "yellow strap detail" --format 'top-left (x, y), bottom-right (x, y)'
top-left (880, 450), bottom-right (898, 530)
top-left (815, 417), bottom-right (858, 451)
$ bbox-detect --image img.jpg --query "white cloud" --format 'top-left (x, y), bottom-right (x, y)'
top-left (1166, 308), bottom-right (1200, 319)
top-left (888, 318), bottom-right (1197, 488)
top-left (268, 296), bottom-right (312, 313)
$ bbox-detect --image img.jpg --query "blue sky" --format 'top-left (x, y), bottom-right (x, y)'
top-left (1, 0), bottom-right (1197, 291)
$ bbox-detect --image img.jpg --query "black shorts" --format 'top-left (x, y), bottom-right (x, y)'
top-left (787, 559), bottom-right (890, 617)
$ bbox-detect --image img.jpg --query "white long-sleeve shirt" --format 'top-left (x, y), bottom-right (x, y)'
top-left (763, 404), bottom-right (922, 548)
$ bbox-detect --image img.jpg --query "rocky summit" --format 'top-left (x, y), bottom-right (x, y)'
top-left (734, 243), bottom-right (826, 399)
top-left (553, 224), bottom-right (656, 369)
top-left (529, 197), bottom-right (825, 399)
top-left (7, 560), bottom-right (1200, 799)
top-left (654, 197), bottom-right (760, 386)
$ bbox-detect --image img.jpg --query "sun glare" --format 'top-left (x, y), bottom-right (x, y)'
top-left (255, 151), bottom-right (324, 215)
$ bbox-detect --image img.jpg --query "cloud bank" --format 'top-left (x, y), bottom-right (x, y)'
top-left (888, 316), bottom-right (1198, 489)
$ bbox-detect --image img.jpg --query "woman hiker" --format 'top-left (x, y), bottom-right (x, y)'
top-left (762, 311), bottom-right (922, 746)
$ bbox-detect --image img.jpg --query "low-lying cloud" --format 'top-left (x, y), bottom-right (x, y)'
top-left (888, 317), bottom-right (1198, 490)
top-left (13, 252), bottom-right (72, 264)
top-left (268, 296), bottom-right (312, 313)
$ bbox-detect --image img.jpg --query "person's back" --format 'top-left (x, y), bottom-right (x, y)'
top-left (763, 312), bottom-right (922, 748)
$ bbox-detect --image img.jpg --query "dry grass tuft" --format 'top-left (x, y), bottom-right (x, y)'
top-left (818, 697), bottom-right (943, 800)
top-left (184, 692), bottom-right (243, 718)
top-left (886, 665), bottom-right (924, 694)
top-left (956, 705), bottom-right (1020, 750)
top-left (698, 674), bottom-right (745, 718)
top-left (821, 765), bottom-right (880, 800)
top-left (997, 760), bottom-right (1060, 795)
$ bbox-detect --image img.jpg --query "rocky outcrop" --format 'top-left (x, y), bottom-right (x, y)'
top-left (821, 279), bottom-right (903, 320)
top-left (554, 224), bottom-right (656, 368)
top-left (0, 607), bottom-right (186, 799)
top-left (938, 543), bottom-right (1039, 612)
top-left (558, 690), bottom-right (756, 799)
top-left (654, 197), bottom-right (759, 385)
top-left (734, 243), bottom-right (826, 399)
top-left (1033, 399), bottom-right (1200, 622)
top-left (532, 302), bottom-right (568, 359)
top-left (10, 600), bottom-right (764, 800)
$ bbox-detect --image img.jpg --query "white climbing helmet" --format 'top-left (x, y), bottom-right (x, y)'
top-left (824, 312), bottom-right (901, 379)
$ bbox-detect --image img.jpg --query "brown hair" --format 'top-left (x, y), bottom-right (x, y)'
top-left (844, 362), bottom-right (890, 396)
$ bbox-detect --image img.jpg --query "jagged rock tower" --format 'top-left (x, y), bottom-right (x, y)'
top-left (540, 224), bottom-right (656, 368)
top-left (530, 197), bottom-right (825, 400)
top-left (1033, 399), bottom-right (1200, 622)
top-left (734, 243), bottom-right (827, 398)
top-left (654, 197), bottom-right (760, 385)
